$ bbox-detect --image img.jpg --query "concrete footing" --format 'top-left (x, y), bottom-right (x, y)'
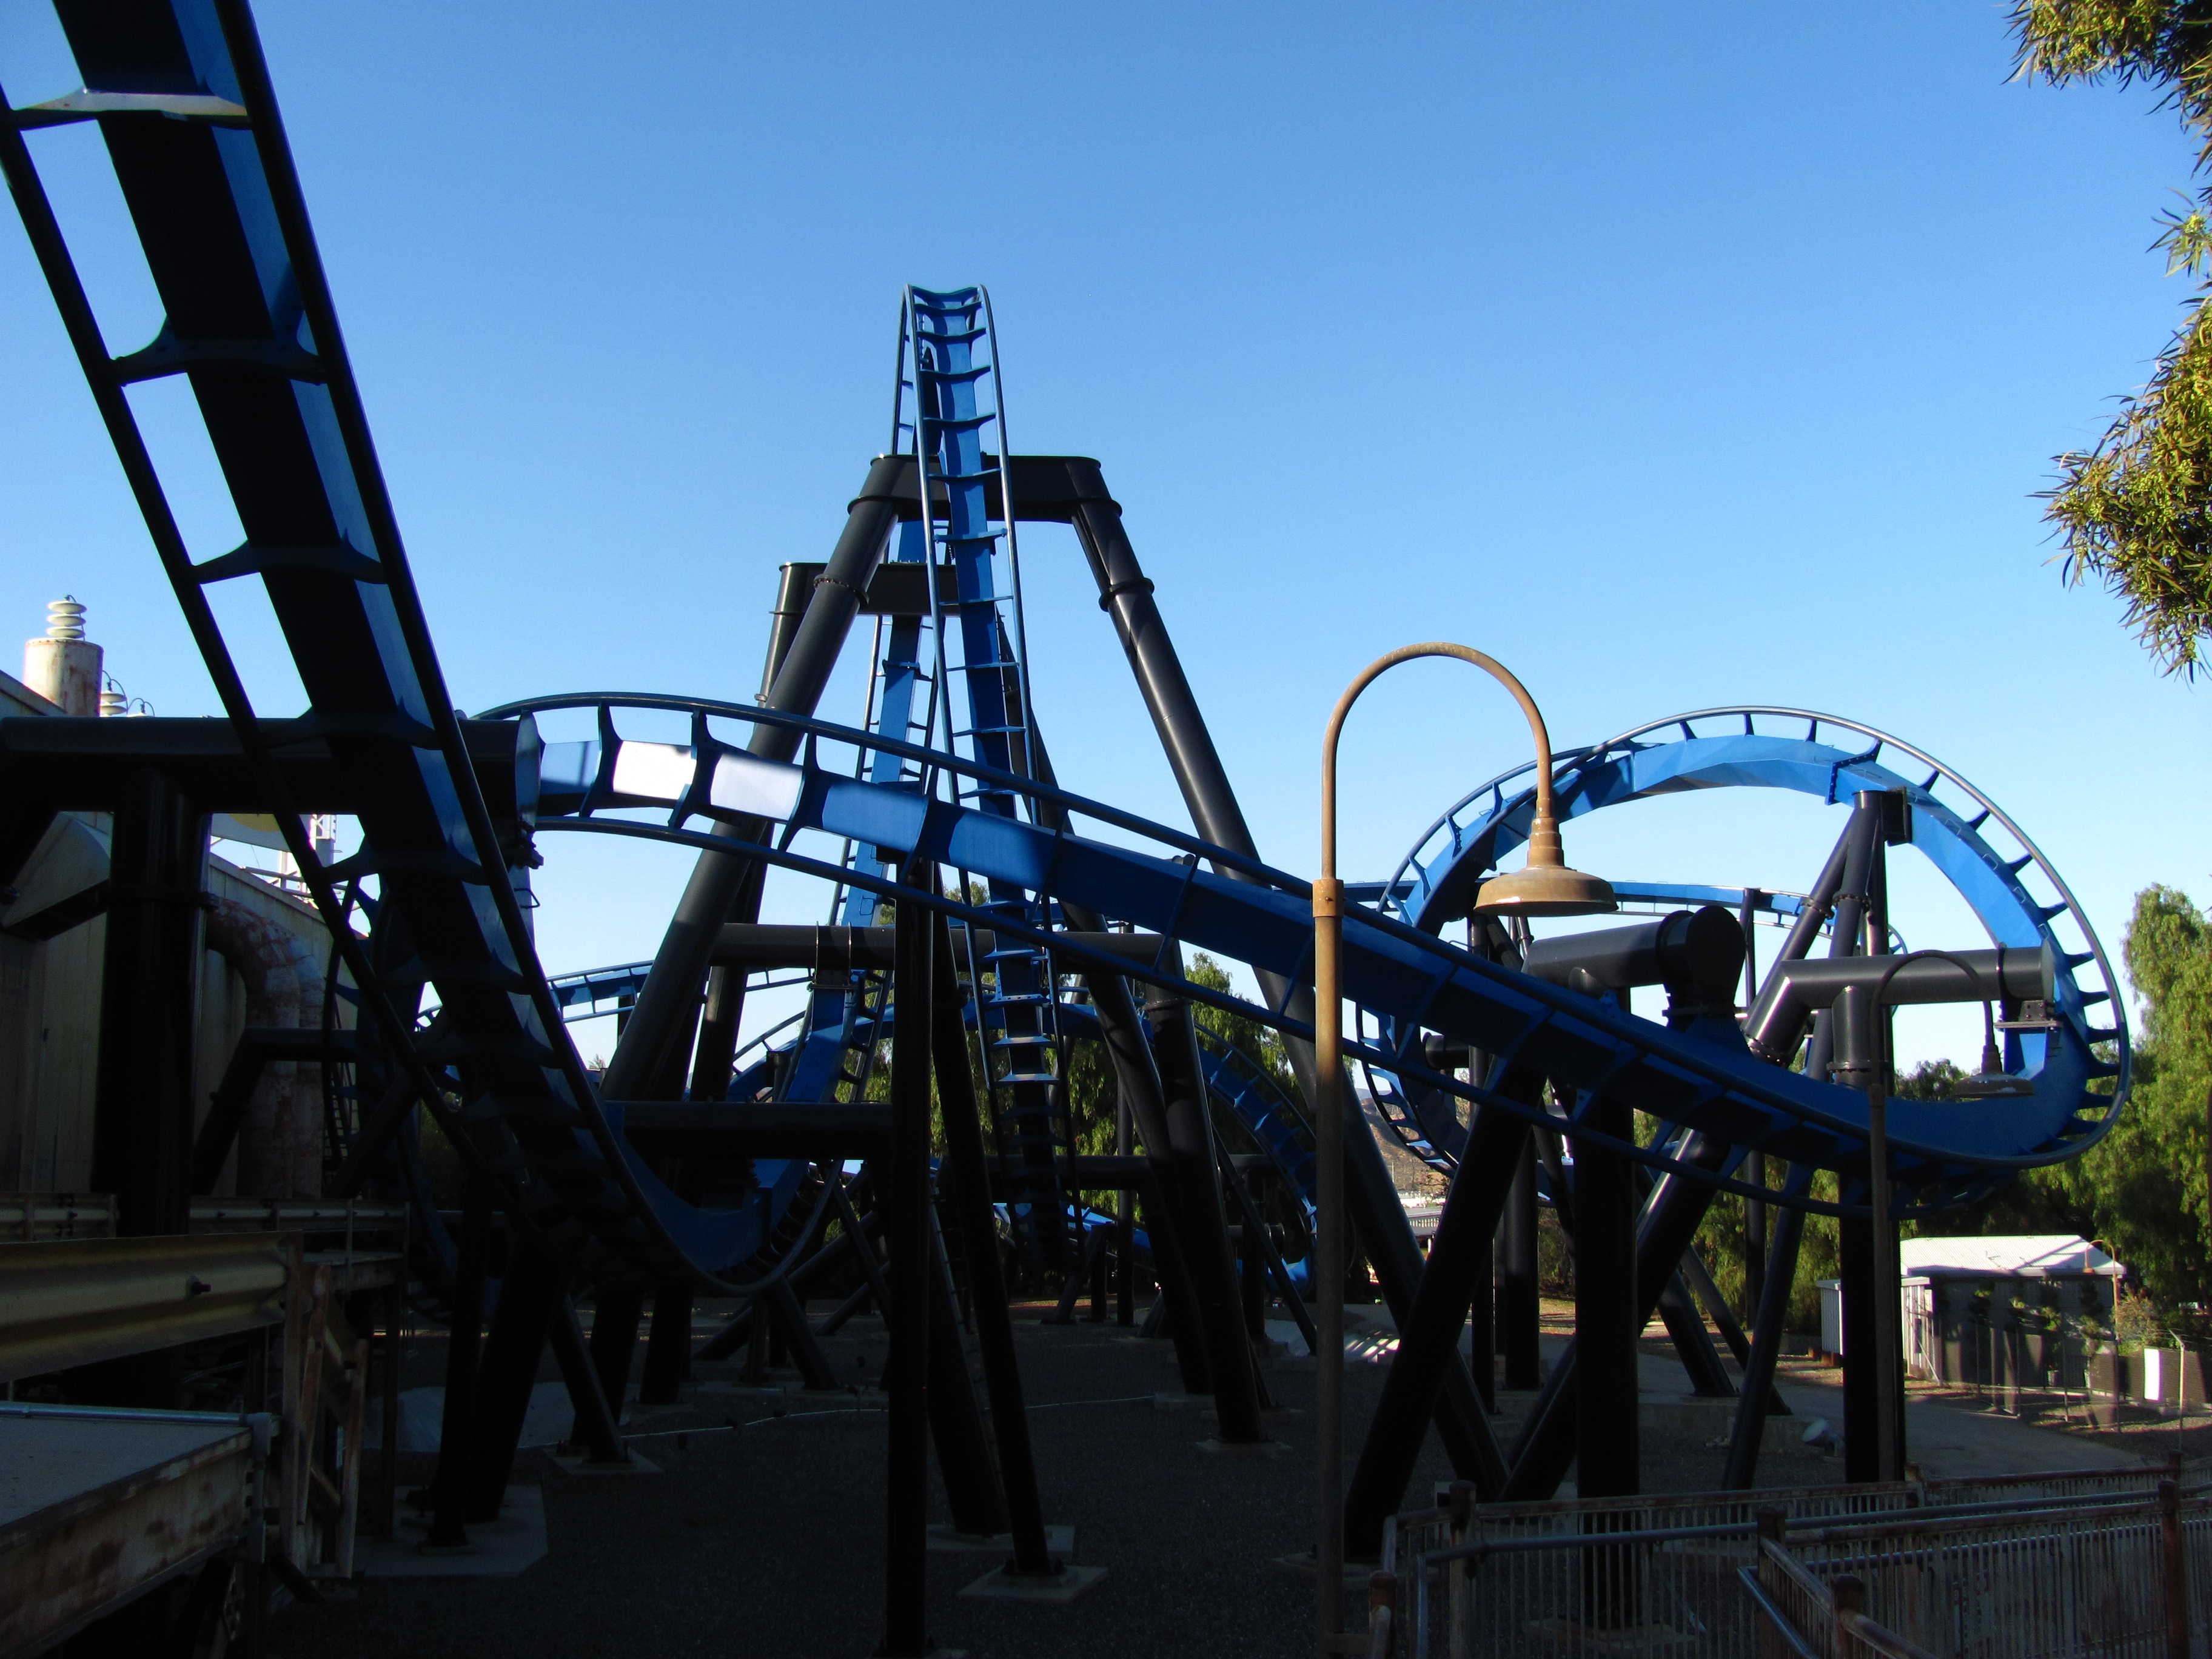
top-left (957, 1563), bottom-right (1108, 1603)
top-left (546, 1449), bottom-right (662, 1476)
top-left (1198, 1436), bottom-right (1286, 1457)
top-left (927, 1523), bottom-right (1076, 1554)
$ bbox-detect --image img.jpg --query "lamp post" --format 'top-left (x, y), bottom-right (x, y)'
top-left (1313, 644), bottom-right (1613, 1654)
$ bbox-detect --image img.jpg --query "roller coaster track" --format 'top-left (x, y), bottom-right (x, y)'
top-left (0, 0), bottom-right (2127, 1320)
top-left (0, 2), bottom-right (768, 1293)
top-left (492, 691), bottom-right (2122, 1219)
top-left (1354, 706), bottom-right (2129, 1202)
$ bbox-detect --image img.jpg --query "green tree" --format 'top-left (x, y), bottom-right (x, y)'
top-left (2038, 884), bottom-right (2212, 1301)
top-left (2014, 2), bottom-right (2212, 672)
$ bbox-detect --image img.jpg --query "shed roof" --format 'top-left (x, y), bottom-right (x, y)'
top-left (1897, 1234), bottom-right (2119, 1279)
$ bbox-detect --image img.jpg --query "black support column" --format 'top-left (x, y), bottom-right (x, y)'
top-left (92, 768), bottom-right (206, 1238)
top-left (1501, 1141), bottom-right (1543, 1390)
top-left (882, 869), bottom-right (932, 1658)
top-left (1067, 481), bottom-right (1503, 1485)
top-left (1838, 1216), bottom-right (1880, 1483)
top-left (931, 910), bottom-right (1058, 1574)
top-left (1574, 1094), bottom-right (1640, 1501)
top-left (603, 457), bottom-right (903, 1104)
top-left (1343, 1096), bottom-right (1530, 1556)
top-left (424, 1177), bottom-right (491, 1550)
top-left (1143, 973), bottom-right (1267, 1444)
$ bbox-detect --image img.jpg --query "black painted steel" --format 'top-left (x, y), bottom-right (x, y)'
top-left (1654, 1273), bottom-right (1735, 1397)
top-left (1746, 948), bottom-right (2051, 1064)
top-left (1218, 1142), bottom-right (1319, 1356)
top-left (1743, 1150), bottom-right (1768, 1321)
top-left (1574, 1094), bottom-right (1641, 1500)
top-left (468, 1241), bottom-right (570, 1520)
top-left (91, 769), bottom-right (206, 1237)
top-left (1714, 810), bottom-right (1874, 1485)
top-left (1065, 481), bottom-right (1503, 1481)
top-left (426, 1178), bottom-right (491, 1549)
top-left (1501, 1142), bottom-right (1542, 1390)
top-left (925, 1204), bottom-right (1009, 1538)
top-left (688, 862), bottom-right (765, 1105)
top-left (1521, 908), bottom-right (1744, 1006)
top-left (190, 1026), bottom-right (358, 1195)
top-left (0, 716), bottom-right (525, 816)
top-left (1342, 1087), bottom-right (1531, 1555)
top-left (583, 1281), bottom-right (646, 1448)
top-left (690, 555), bottom-right (809, 1104)
top-left (548, 1298), bottom-right (628, 1466)
top-left (640, 1291), bottom-right (691, 1404)
top-left (1724, 1193), bottom-right (1809, 1489)
top-left (884, 873), bottom-right (932, 1657)
top-left (1502, 1131), bottom-right (1734, 1499)
top-left (604, 455), bottom-right (906, 1105)
top-left (1839, 1218), bottom-right (1881, 1482)
top-left (1115, 1096), bottom-right (1138, 1327)
top-left (929, 910), bottom-right (1055, 1572)
top-left (1021, 732), bottom-right (1216, 1393)
top-left (1470, 1230), bottom-right (1496, 1415)
top-left (1680, 1243), bottom-right (1789, 1417)
top-left (1144, 968), bottom-right (1267, 1442)
top-left (612, 1101), bottom-right (892, 1157)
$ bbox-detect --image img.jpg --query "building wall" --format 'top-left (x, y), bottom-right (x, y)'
top-left (0, 667), bottom-right (338, 1198)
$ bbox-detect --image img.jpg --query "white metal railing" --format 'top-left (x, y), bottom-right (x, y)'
top-left (1387, 1463), bottom-right (2202, 1658)
top-left (1758, 1481), bottom-right (2210, 1659)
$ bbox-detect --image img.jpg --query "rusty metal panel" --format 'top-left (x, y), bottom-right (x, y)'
top-left (0, 1232), bottom-right (287, 1381)
top-left (0, 1407), bottom-right (258, 1656)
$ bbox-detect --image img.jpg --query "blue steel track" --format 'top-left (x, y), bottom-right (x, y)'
top-left (0, 0), bottom-right (2129, 1302)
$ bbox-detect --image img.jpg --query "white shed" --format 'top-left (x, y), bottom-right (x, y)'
top-left (1815, 1235), bottom-right (2121, 1382)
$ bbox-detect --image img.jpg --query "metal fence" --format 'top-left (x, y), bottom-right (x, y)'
top-left (1386, 1464), bottom-right (2200, 1659)
top-left (1388, 1483), bottom-right (1920, 1658)
top-left (1758, 1481), bottom-right (2211, 1659)
top-left (1921, 1456), bottom-right (2187, 1511)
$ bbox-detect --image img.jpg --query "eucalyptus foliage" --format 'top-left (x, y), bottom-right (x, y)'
top-left (2015, 1), bottom-right (2212, 673)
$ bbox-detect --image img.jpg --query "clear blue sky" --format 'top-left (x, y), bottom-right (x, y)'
top-left (1, 3), bottom-right (2204, 1066)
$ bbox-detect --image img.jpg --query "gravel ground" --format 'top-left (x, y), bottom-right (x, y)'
top-left (276, 1301), bottom-right (1441, 1659)
top-left (265, 1301), bottom-right (1889, 1659)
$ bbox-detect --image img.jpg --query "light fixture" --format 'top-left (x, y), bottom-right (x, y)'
top-left (1954, 1000), bottom-right (2034, 1098)
top-left (1313, 641), bottom-right (1610, 1653)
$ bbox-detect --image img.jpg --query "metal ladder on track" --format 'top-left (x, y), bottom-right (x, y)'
top-left (897, 285), bottom-right (1073, 1265)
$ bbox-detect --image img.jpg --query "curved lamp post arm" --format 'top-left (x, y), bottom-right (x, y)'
top-left (1320, 642), bottom-right (1560, 881)
top-left (1311, 642), bottom-right (1607, 1655)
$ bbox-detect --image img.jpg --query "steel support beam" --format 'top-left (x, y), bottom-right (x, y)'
top-left (1574, 1094), bottom-right (1640, 1500)
top-left (548, 1298), bottom-right (626, 1465)
top-left (92, 768), bottom-right (206, 1238)
top-left (1067, 480), bottom-right (1501, 1484)
top-left (467, 1239), bottom-right (569, 1521)
top-left (582, 1281), bottom-right (645, 1445)
top-left (1343, 1094), bottom-right (1529, 1555)
top-left (925, 1205), bottom-right (1008, 1538)
top-left (883, 870), bottom-right (931, 1658)
top-left (424, 1179), bottom-right (491, 1549)
top-left (602, 455), bottom-right (904, 1104)
top-left (1723, 1195), bottom-right (1808, 1488)
top-left (1500, 1141), bottom-right (1542, 1390)
top-left (638, 1289), bottom-right (691, 1404)
top-left (1501, 1131), bottom-right (1733, 1499)
top-left (1655, 1272), bottom-right (1734, 1398)
top-left (931, 911), bottom-right (1056, 1574)
top-left (1143, 970), bottom-right (1267, 1443)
